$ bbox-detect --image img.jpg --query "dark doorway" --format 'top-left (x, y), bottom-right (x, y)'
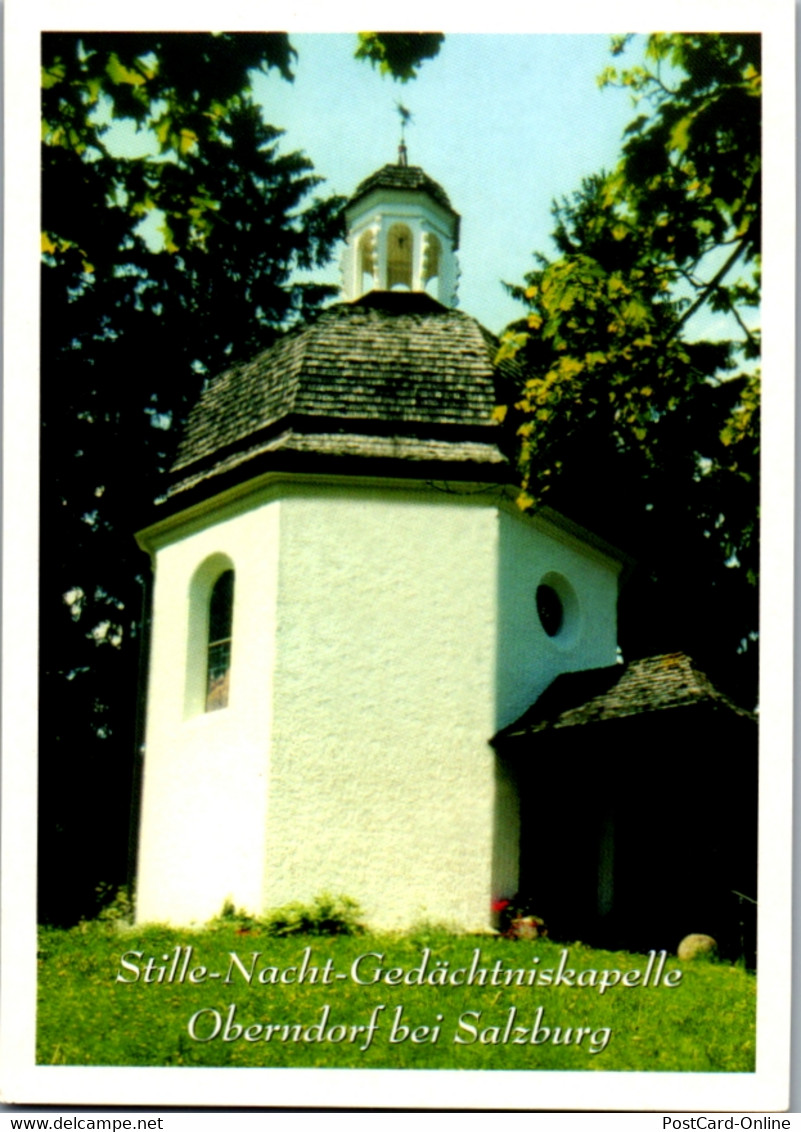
top-left (510, 707), bottom-right (757, 961)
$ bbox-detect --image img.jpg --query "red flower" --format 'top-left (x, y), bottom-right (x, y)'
top-left (492, 898), bottom-right (511, 913)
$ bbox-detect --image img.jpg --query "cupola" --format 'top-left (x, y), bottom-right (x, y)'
top-left (340, 146), bottom-right (460, 307)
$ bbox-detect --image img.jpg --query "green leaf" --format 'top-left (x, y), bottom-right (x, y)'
top-left (154, 116), bottom-right (172, 148)
top-left (178, 128), bottom-right (198, 156)
top-left (669, 114), bottom-right (693, 153)
top-left (105, 53), bottom-right (147, 87)
top-left (495, 331), bottom-right (528, 363)
top-left (42, 62), bottom-right (66, 89)
top-left (158, 219), bottom-right (179, 254)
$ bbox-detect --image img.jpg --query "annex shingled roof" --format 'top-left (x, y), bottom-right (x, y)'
top-left (166, 291), bottom-right (521, 499)
top-left (494, 653), bottom-right (755, 744)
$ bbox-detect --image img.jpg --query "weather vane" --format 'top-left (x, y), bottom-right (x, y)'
top-left (396, 102), bottom-right (413, 165)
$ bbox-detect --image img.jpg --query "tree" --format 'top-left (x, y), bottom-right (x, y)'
top-left (40, 33), bottom-right (348, 924)
top-left (500, 34), bottom-right (760, 703)
top-left (354, 33), bottom-right (444, 82)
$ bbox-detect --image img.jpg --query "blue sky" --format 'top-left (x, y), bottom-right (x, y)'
top-left (251, 34), bottom-right (648, 335)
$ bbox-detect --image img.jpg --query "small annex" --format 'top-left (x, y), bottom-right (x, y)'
top-left (494, 653), bottom-right (757, 954)
top-left (133, 152), bottom-right (756, 950)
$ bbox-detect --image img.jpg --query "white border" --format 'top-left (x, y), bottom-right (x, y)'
top-left (2, 0), bottom-right (795, 1111)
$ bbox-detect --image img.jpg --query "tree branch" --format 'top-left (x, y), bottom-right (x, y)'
top-left (673, 239), bottom-right (747, 335)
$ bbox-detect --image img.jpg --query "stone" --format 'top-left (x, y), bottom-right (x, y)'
top-left (677, 933), bottom-right (718, 960)
top-left (506, 915), bottom-right (547, 941)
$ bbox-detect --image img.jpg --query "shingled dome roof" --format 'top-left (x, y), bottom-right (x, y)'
top-left (161, 291), bottom-right (521, 508)
top-left (347, 163), bottom-right (458, 219)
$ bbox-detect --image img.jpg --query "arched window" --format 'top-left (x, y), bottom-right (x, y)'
top-left (387, 223), bottom-right (413, 290)
top-left (423, 232), bottom-right (441, 296)
top-left (358, 230), bottom-right (376, 294)
top-left (206, 569), bottom-right (234, 711)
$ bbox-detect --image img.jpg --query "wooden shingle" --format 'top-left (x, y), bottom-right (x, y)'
top-left (494, 652), bottom-right (755, 743)
top-left (164, 291), bottom-right (522, 502)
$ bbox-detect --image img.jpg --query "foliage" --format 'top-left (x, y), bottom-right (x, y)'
top-left (354, 33), bottom-right (444, 82)
top-left (598, 33), bottom-right (760, 310)
top-left (261, 895), bottom-right (364, 937)
top-left (500, 35), bottom-right (760, 701)
top-left (39, 33), bottom-right (346, 925)
top-left (212, 895), bottom-right (364, 937)
top-left (37, 923), bottom-right (755, 1071)
top-left (94, 883), bottom-right (135, 925)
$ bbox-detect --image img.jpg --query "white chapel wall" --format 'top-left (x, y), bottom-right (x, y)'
top-left (135, 498), bottom-right (281, 925)
top-left (263, 483), bottom-right (501, 930)
top-left (495, 505), bottom-right (622, 731)
top-left (135, 478), bottom-right (621, 930)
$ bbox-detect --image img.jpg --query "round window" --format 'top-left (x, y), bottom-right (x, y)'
top-left (536, 584), bottom-right (564, 637)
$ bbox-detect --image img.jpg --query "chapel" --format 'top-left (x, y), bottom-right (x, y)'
top-left (133, 150), bottom-right (756, 952)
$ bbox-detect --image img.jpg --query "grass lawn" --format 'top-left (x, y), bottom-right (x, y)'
top-left (37, 922), bottom-right (755, 1072)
